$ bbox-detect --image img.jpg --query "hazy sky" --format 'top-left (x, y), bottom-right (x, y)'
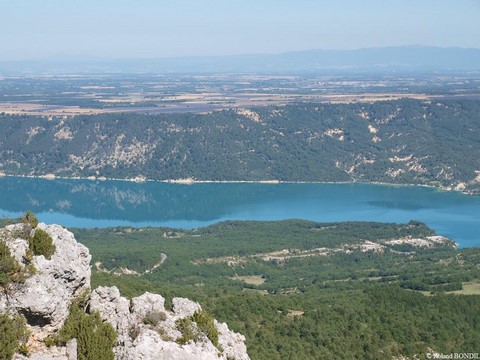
top-left (1, 0), bottom-right (479, 60)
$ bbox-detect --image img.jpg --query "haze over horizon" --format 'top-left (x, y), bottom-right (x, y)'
top-left (1, 0), bottom-right (479, 61)
top-left (4, 45), bottom-right (480, 63)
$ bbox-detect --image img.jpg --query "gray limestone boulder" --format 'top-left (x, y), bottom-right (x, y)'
top-left (90, 286), bottom-right (250, 360)
top-left (130, 291), bottom-right (166, 323)
top-left (0, 223), bottom-right (91, 339)
top-left (172, 297), bottom-right (201, 318)
top-left (89, 286), bottom-right (131, 333)
top-left (216, 320), bottom-right (250, 360)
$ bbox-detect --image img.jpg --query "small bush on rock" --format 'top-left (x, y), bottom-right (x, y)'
top-left (143, 310), bottom-right (167, 326)
top-left (15, 211), bottom-right (39, 239)
top-left (176, 310), bottom-right (220, 349)
top-left (0, 313), bottom-right (28, 360)
top-left (176, 317), bottom-right (199, 345)
top-left (53, 301), bottom-right (117, 360)
top-left (20, 211), bottom-right (38, 229)
top-left (191, 310), bottom-right (220, 349)
top-left (0, 240), bottom-right (22, 287)
top-left (29, 229), bottom-right (56, 260)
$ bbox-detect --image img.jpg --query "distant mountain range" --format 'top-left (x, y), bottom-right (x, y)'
top-left (1, 46), bottom-right (480, 74)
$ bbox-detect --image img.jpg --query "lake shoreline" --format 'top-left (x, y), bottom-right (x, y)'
top-left (0, 172), bottom-right (473, 195)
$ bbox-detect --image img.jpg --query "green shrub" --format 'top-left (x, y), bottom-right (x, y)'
top-left (0, 314), bottom-right (18, 360)
top-left (44, 337), bottom-right (55, 347)
top-left (18, 343), bottom-right (29, 356)
top-left (176, 311), bottom-right (220, 349)
top-left (76, 312), bottom-right (117, 360)
top-left (23, 249), bottom-right (33, 264)
top-left (53, 302), bottom-right (117, 360)
top-left (13, 211), bottom-right (40, 240)
top-left (0, 313), bottom-right (28, 360)
top-left (20, 211), bottom-right (38, 228)
top-left (0, 240), bottom-right (22, 287)
top-left (29, 229), bottom-right (56, 260)
top-left (191, 310), bottom-right (220, 349)
top-left (176, 317), bottom-right (199, 345)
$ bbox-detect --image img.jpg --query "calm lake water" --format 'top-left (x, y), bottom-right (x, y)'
top-left (0, 177), bottom-right (479, 248)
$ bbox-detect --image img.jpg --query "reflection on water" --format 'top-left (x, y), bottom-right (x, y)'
top-left (366, 200), bottom-right (428, 211)
top-left (0, 178), bottom-right (287, 221)
top-left (0, 177), bottom-right (479, 247)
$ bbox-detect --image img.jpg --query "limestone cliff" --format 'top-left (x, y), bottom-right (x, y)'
top-left (2, 99), bottom-right (480, 194)
top-left (0, 222), bottom-right (249, 360)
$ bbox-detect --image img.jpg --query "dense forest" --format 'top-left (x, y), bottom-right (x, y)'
top-left (1, 99), bottom-right (480, 193)
top-left (71, 220), bottom-right (480, 360)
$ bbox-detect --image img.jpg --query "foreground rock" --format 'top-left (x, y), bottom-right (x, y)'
top-left (0, 223), bottom-right (91, 340)
top-left (90, 287), bottom-right (249, 360)
top-left (0, 222), bottom-right (249, 360)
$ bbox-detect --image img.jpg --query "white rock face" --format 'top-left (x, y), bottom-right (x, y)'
top-left (130, 291), bottom-right (166, 323)
top-left (0, 223), bottom-right (91, 339)
top-left (90, 286), bottom-right (250, 360)
top-left (172, 297), bottom-right (202, 318)
top-left (128, 329), bottom-right (221, 360)
top-left (89, 286), bottom-right (131, 332)
top-left (216, 320), bottom-right (249, 360)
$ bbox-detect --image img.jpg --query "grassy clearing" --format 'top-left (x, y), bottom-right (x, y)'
top-left (231, 275), bottom-right (266, 286)
top-left (287, 310), bottom-right (305, 317)
top-left (449, 281), bottom-right (480, 295)
top-left (242, 288), bottom-right (269, 295)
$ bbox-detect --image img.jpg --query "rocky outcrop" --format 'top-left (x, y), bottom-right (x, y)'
top-left (90, 286), bottom-right (249, 360)
top-left (0, 222), bottom-right (249, 360)
top-left (0, 223), bottom-right (91, 340)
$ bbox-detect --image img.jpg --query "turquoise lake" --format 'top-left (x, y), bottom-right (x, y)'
top-left (0, 177), bottom-right (479, 248)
